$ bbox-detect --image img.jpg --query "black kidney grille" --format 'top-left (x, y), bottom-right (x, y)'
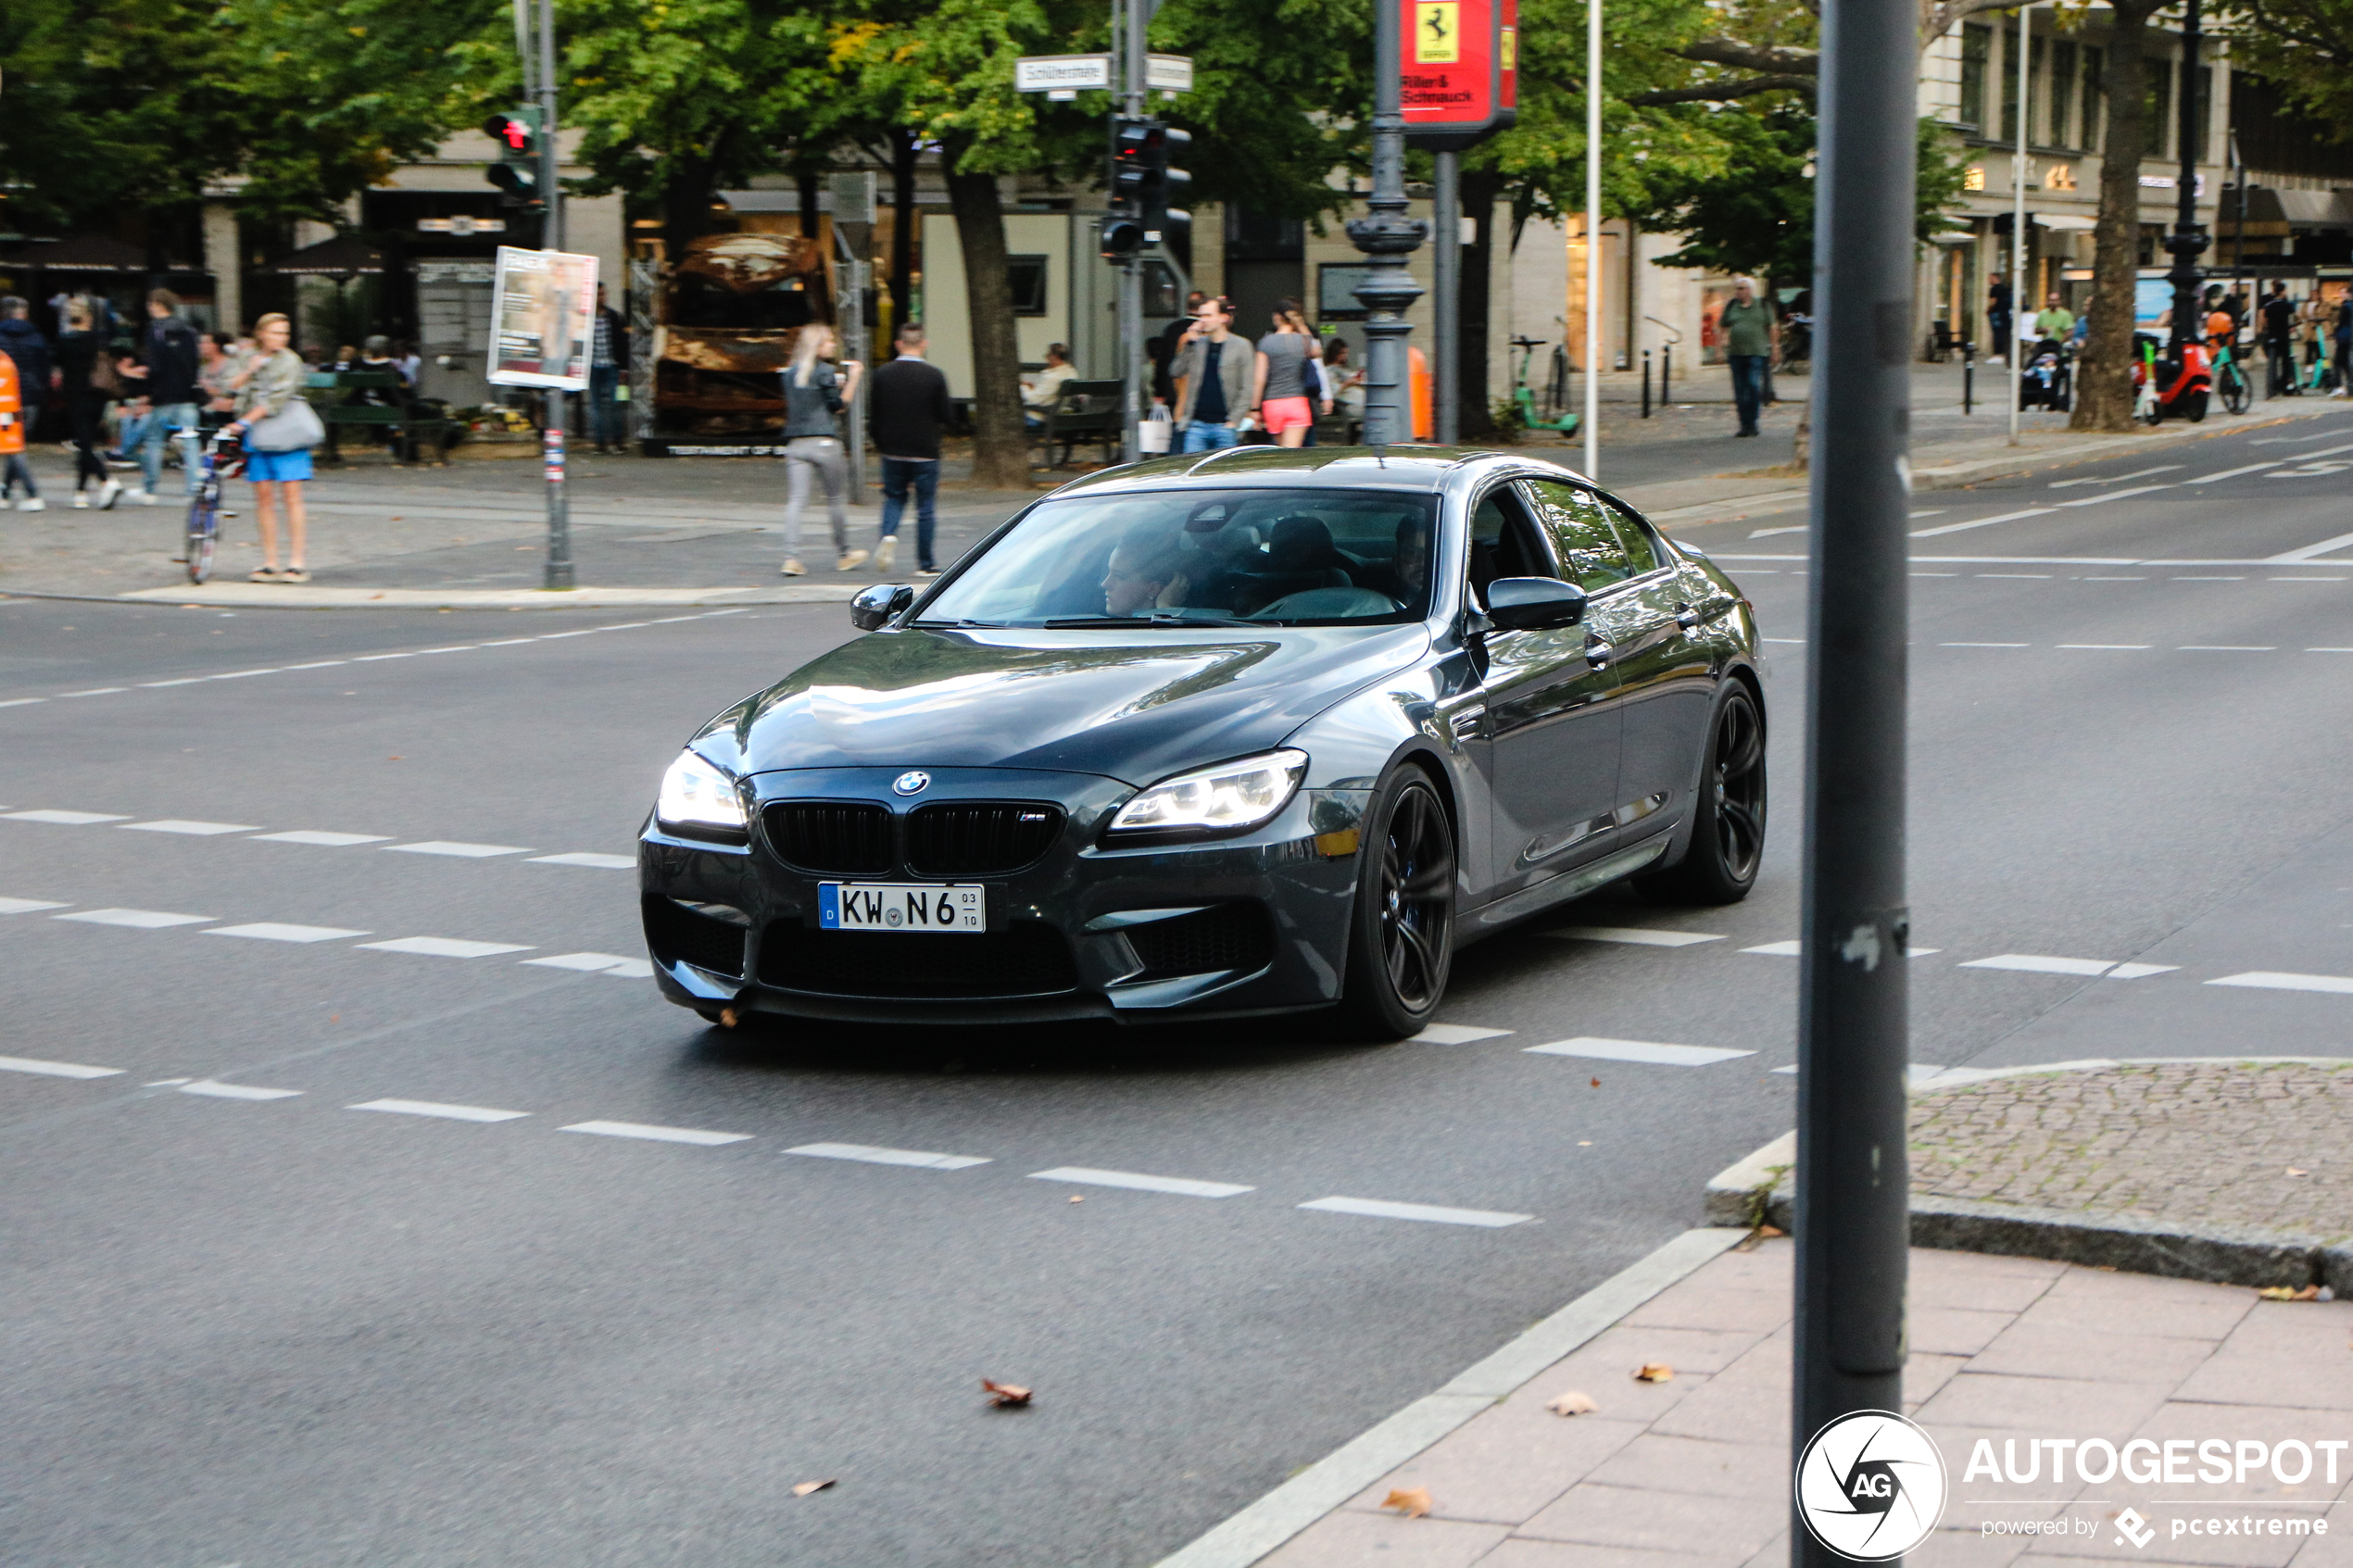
top-left (642, 895), bottom-right (748, 979)
top-left (1124, 904), bottom-right (1276, 981)
top-left (757, 922), bottom-right (1078, 999)
top-left (764, 801), bottom-right (895, 875)
top-left (903, 803), bottom-right (1064, 877)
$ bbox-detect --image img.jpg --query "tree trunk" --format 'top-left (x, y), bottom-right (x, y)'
top-left (2072, 1), bottom-right (2158, 433)
top-left (1457, 166), bottom-right (1504, 441)
top-left (661, 153), bottom-right (721, 264)
top-left (945, 159), bottom-right (1030, 489)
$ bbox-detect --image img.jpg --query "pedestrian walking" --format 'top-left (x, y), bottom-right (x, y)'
top-left (1987, 272), bottom-right (2013, 365)
top-left (0, 297), bottom-right (51, 510)
top-left (117, 289), bottom-right (203, 502)
top-left (225, 312), bottom-right (321, 583)
top-left (1252, 298), bottom-right (1327, 449)
top-left (1718, 279), bottom-right (1778, 438)
top-left (589, 283), bottom-right (626, 452)
top-left (2260, 282), bottom-right (2297, 396)
top-left (778, 324), bottom-right (866, 578)
top-left (52, 302), bottom-right (121, 508)
top-left (865, 321), bottom-right (950, 577)
top-left (2333, 294), bottom-right (2352, 399)
top-left (1171, 295), bottom-right (1252, 454)
top-left (0, 334), bottom-right (43, 512)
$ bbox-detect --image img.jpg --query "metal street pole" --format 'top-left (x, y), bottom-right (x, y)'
top-left (1434, 151), bottom-right (1459, 445)
top-left (2008, 0), bottom-right (2030, 445)
top-left (1348, 0), bottom-right (1425, 445)
top-left (2164, 0), bottom-right (2208, 364)
top-left (536, 0), bottom-right (573, 590)
top-left (1118, 0), bottom-right (1146, 463)
top-left (1791, 0), bottom-right (1915, 1546)
top-left (1582, 0), bottom-right (1601, 478)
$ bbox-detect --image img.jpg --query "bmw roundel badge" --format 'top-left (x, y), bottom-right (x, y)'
top-left (892, 770), bottom-right (931, 797)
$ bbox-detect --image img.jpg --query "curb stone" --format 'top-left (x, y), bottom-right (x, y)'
top-left (1149, 1226), bottom-right (1747, 1568)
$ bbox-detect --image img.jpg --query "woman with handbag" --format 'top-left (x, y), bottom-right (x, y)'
top-left (223, 313), bottom-right (322, 583)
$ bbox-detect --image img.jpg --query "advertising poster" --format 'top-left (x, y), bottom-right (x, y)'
top-left (488, 245), bottom-right (598, 390)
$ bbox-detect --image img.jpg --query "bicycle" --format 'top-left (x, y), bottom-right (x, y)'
top-left (2212, 342), bottom-right (2251, 415)
top-left (183, 429), bottom-right (242, 585)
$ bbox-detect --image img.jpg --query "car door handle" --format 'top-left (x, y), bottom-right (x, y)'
top-left (1584, 639), bottom-right (1615, 668)
top-left (1674, 602), bottom-right (1703, 631)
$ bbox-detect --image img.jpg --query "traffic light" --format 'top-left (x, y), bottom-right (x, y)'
top-left (1143, 125), bottom-right (1190, 248)
top-left (1101, 117), bottom-right (1151, 257)
top-left (483, 108), bottom-right (543, 208)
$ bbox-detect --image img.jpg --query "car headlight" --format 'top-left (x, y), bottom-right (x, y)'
top-left (657, 749), bottom-right (748, 840)
top-left (1106, 749), bottom-right (1308, 840)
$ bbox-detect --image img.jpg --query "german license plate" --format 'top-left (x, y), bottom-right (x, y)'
top-left (819, 882), bottom-right (986, 934)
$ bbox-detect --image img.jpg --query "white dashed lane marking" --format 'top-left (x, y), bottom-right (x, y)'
top-left (0, 897), bottom-right (68, 914)
top-left (2208, 972), bottom-right (2353, 996)
top-left (385, 841), bottom-right (532, 859)
top-left (560, 1120), bottom-right (752, 1147)
top-left (55, 908), bottom-right (216, 929)
top-left (349, 1098), bottom-right (531, 1123)
top-left (1027, 1167), bottom-right (1255, 1198)
top-left (0, 1054), bottom-right (124, 1079)
top-left (179, 1081), bottom-right (302, 1101)
top-left (120, 820), bottom-right (260, 835)
top-left (253, 830), bottom-right (392, 846)
top-left (523, 952), bottom-right (655, 975)
top-left (1960, 954), bottom-right (2177, 979)
top-left (1741, 940), bottom-right (1940, 957)
top-left (5, 809), bottom-right (130, 825)
top-left (1524, 1036), bottom-right (1755, 1067)
top-left (1550, 926), bottom-right (1725, 947)
top-left (205, 922), bottom-right (373, 944)
top-left (1412, 1023), bottom-right (1516, 1045)
top-left (786, 1143), bottom-right (992, 1171)
top-left (527, 852), bottom-right (635, 869)
top-left (1298, 1197), bottom-right (1534, 1228)
top-left (359, 936), bottom-right (535, 959)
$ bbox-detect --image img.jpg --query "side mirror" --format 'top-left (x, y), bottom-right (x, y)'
top-left (849, 583), bottom-right (914, 631)
top-left (1484, 576), bottom-right (1589, 631)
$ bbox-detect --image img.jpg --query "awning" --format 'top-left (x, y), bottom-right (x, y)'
top-left (1931, 231), bottom-right (1977, 245)
top-left (262, 234), bottom-right (387, 277)
top-left (2034, 215), bottom-right (2098, 231)
top-left (0, 232), bottom-right (164, 273)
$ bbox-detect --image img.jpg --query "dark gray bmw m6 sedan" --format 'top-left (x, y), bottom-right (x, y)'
top-left (637, 445), bottom-right (1767, 1039)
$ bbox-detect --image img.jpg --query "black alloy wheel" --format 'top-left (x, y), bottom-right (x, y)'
top-left (1337, 769), bottom-right (1456, 1039)
top-left (1640, 684), bottom-right (1767, 906)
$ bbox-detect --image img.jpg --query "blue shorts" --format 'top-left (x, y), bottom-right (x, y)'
top-left (243, 441), bottom-right (312, 483)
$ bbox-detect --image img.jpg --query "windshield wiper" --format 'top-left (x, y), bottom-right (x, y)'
top-left (910, 618), bottom-right (1008, 628)
top-left (1038, 613), bottom-right (1259, 629)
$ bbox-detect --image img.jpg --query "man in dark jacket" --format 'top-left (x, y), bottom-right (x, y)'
top-left (0, 297), bottom-right (51, 449)
top-left (119, 289), bottom-right (203, 501)
top-left (589, 282), bottom-right (627, 452)
top-left (865, 321), bottom-right (953, 575)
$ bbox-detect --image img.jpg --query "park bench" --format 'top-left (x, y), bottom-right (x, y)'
top-left (307, 370), bottom-right (456, 466)
top-left (1030, 378), bottom-right (1125, 469)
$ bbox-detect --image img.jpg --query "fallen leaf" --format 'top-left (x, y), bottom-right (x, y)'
top-left (2287, 1168), bottom-right (2309, 1177)
top-left (387, 755), bottom-right (403, 760)
top-left (791, 1479), bottom-right (836, 1497)
top-left (1756, 1224), bottom-right (1787, 1238)
top-left (1635, 1362), bottom-right (1675, 1383)
top-left (1546, 1389), bottom-right (1599, 1417)
top-left (1068, 1195), bottom-right (1084, 1203)
top-left (1590, 1077), bottom-right (1601, 1088)
top-left (719, 1008), bottom-right (739, 1029)
top-left (329, 1014), bottom-right (340, 1023)
top-left (2259, 1285), bottom-right (2322, 1302)
top-left (1381, 1486), bottom-right (1433, 1518)
top-left (982, 1379), bottom-right (1032, 1408)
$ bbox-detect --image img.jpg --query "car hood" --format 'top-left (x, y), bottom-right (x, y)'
top-left (700, 624), bottom-right (1430, 786)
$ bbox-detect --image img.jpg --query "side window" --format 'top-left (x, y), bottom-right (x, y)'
top-left (1465, 485), bottom-right (1553, 608)
top-left (1594, 495), bottom-right (1663, 576)
top-left (1520, 480), bottom-right (1633, 593)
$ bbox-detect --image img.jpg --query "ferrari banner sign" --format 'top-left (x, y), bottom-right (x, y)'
top-left (1401, 0), bottom-right (1516, 150)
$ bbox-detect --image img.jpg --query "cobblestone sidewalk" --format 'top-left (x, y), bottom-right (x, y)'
top-left (1911, 1061), bottom-right (2353, 1248)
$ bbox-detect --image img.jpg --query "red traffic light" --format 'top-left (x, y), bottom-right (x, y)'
top-left (483, 112), bottom-right (536, 155)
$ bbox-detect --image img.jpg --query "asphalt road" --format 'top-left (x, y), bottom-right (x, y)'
top-left (2, 405), bottom-right (2349, 1566)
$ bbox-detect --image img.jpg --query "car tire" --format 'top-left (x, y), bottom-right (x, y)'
top-left (1639, 683), bottom-right (1767, 906)
top-left (1333, 766), bottom-right (1456, 1041)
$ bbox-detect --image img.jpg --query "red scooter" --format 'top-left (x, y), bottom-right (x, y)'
top-left (2133, 332), bottom-right (2212, 424)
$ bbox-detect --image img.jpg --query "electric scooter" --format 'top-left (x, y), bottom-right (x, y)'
top-left (1509, 336), bottom-right (1580, 438)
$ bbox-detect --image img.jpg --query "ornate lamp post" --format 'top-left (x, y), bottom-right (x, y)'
top-left (1348, 0), bottom-right (1427, 446)
top-left (2163, 0), bottom-right (2208, 362)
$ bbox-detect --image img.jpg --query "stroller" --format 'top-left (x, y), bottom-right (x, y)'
top-left (2016, 337), bottom-right (2071, 412)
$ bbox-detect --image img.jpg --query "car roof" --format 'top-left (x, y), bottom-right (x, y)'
top-left (1047, 445), bottom-right (1571, 497)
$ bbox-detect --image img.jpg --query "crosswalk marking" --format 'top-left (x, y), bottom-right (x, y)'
top-left (205, 922), bottom-right (371, 943)
top-left (359, 936), bottom-right (535, 959)
top-left (1961, 954), bottom-right (2116, 977)
top-left (787, 1143), bottom-right (991, 1171)
top-left (1524, 1036), bottom-right (1755, 1067)
top-left (120, 820), bottom-right (259, 835)
top-left (1298, 1196), bottom-right (1533, 1228)
top-left (0, 897), bottom-right (68, 914)
top-left (1027, 1167), bottom-right (1254, 1198)
top-left (180, 1081), bottom-right (302, 1101)
top-left (55, 908), bottom-right (216, 929)
top-left (1741, 940), bottom-right (1941, 958)
top-left (1549, 925), bottom-right (1725, 948)
top-left (1412, 1023), bottom-right (1516, 1045)
top-left (384, 841), bottom-right (532, 859)
top-left (253, 831), bottom-right (393, 846)
top-left (4, 809), bottom-right (131, 825)
top-left (527, 852), bottom-right (635, 869)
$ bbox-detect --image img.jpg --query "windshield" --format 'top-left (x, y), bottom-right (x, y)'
top-left (916, 488), bottom-right (1439, 627)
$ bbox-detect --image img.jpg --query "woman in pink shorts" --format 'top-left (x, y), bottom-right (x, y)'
top-left (1252, 298), bottom-right (1330, 447)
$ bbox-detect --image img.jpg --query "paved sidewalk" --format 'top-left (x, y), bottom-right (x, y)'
top-left (1177, 1233), bottom-right (2353, 1568)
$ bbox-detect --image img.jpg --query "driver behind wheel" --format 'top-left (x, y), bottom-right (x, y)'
top-left (1102, 525), bottom-right (1192, 615)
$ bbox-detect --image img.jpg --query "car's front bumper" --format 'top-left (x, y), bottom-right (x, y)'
top-left (636, 766), bottom-right (1372, 1025)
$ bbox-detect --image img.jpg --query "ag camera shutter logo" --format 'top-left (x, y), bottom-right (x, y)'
top-left (1794, 1410), bottom-right (1948, 1561)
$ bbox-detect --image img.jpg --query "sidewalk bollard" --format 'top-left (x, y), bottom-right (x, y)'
top-left (1963, 338), bottom-right (1974, 416)
top-left (1661, 343), bottom-right (1672, 407)
top-left (1642, 350), bottom-right (1653, 419)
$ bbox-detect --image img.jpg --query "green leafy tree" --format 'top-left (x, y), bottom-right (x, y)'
top-left (2233, 0), bottom-right (2353, 128)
